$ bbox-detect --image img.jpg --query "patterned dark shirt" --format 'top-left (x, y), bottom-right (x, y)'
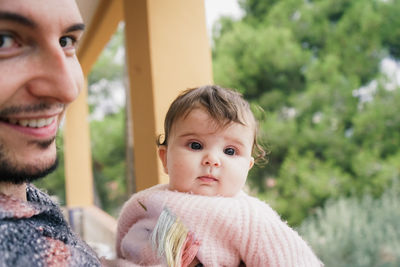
top-left (0, 184), bottom-right (101, 267)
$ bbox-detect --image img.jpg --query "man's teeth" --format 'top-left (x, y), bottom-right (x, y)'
top-left (8, 117), bottom-right (55, 128)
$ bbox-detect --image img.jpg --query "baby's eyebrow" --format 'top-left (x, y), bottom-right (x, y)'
top-left (178, 132), bottom-right (196, 138)
top-left (224, 136), bottom-right (247, 147)
top-left (177, 133), bottom-right (200, 141)
top-left (0, 11), bottom-right (37, 28)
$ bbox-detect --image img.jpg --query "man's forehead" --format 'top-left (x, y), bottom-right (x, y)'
top-left (0, 0), bottom-right (83, 29)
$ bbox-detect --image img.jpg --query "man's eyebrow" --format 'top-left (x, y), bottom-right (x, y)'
top-left (65, 23), bottom-right (85, 33)
top-left (0, 12), bottom-right (85, 33)
top-left (0, 11), bottom-right (36, 28)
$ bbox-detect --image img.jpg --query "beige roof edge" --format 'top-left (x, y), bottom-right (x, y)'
top-left (75, 0), bottom-right (100, 29)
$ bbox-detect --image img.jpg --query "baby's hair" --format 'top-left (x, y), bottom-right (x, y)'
top-left (157, 85), bottom-right (266, 163)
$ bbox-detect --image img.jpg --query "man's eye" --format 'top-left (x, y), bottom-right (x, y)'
top-left (59, 36), bottom-right (76, 48)
top-left (190, 142), bottom-right (202, 150)
top-left (0, 34), bottom-right (16, 49)
top-left (224, 147), bottom-right (236, 156)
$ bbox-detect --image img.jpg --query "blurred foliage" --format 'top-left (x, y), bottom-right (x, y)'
top-left (90, 109), bottom-right (127, 216)
top-left (298, 181), bottom-right (400, 267)
top-left (213, 0), bottom-right (400, 225)
top-left (88, 26), bottom-right (124, 85)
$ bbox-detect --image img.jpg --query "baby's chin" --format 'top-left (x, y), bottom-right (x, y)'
top-left (190, 187), bottom-right (237, 198)
top-left (168, 184), bottom-right (237, 197)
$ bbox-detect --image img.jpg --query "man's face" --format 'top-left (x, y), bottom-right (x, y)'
top-left (0, 0), bottom-right (85, 183)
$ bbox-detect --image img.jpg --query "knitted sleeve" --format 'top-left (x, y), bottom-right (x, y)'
top-left (117, 186), bottom-right (323, 266)
top-left (116, 184), bottom-right (167, 258)
top-left (161, 190), bottom-right (323, 266)
top-left (238, 196), bottom-right (323, 267)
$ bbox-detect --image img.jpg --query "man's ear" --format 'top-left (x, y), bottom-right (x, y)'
top-left (158, 146), bottom-right (168, 174)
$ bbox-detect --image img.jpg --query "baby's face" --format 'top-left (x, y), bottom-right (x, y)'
top-left (159, 108), bottom-right (254, 197)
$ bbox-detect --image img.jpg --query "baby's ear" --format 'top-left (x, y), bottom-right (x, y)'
top-left (158, 145), bottom-right (168, 174)
top-left (249, 157), bottom-right (255, 170)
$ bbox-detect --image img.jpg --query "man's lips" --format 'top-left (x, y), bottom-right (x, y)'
top-left (0, 115), bottom-right (59, 138)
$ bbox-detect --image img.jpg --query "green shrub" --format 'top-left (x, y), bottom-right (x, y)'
top-left (298, 184), bottom-right (400, 267)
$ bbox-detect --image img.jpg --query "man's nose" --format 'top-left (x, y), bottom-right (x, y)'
top-left (202, 152), bottom-right (221, 167)
top-left (27, 44), bottom-right (83, 103)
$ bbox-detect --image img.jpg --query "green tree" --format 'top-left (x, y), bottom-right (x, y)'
top-left (213, 22), bottom-right (310, 102)
top-left (214, 0), bottom-right (400, 225)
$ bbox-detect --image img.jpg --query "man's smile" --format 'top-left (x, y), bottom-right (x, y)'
top-left (1, 116), bottom-right (56, 128)
top-left (0, 114), bottom-right (59, 139)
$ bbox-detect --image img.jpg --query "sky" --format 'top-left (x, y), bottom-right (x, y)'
top-left (204, 0), bottom-right (243, 36)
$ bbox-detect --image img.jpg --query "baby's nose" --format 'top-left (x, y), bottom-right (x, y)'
top-left (202, 153), bottom-right (221, 167)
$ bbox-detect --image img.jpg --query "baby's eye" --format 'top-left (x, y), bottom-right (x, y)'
top-left (189, 142), bottom-right (202, 150)
top-left (59, 36), bottom-right (76, 49)
top-left (224, 147), bottom-right (236, 156)
top-left (0, 34), bottom-right (17, 49)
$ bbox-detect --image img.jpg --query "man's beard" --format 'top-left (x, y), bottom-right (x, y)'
top-left (0, 138), bottom-right (59, 184)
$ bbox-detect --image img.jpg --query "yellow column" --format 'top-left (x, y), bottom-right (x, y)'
top-left (63, 0), bottom-right (123, 207)
top-left (64, 81), bottom-right (94, 207)
top-left (123, 0), bottom-right (213, 191)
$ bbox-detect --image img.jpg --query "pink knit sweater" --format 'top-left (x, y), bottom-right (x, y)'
top-left (116, 184), bottom-right (322, 267)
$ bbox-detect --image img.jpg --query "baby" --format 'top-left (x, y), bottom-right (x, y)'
top-left (114, 85), bottom-right (322, 267)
